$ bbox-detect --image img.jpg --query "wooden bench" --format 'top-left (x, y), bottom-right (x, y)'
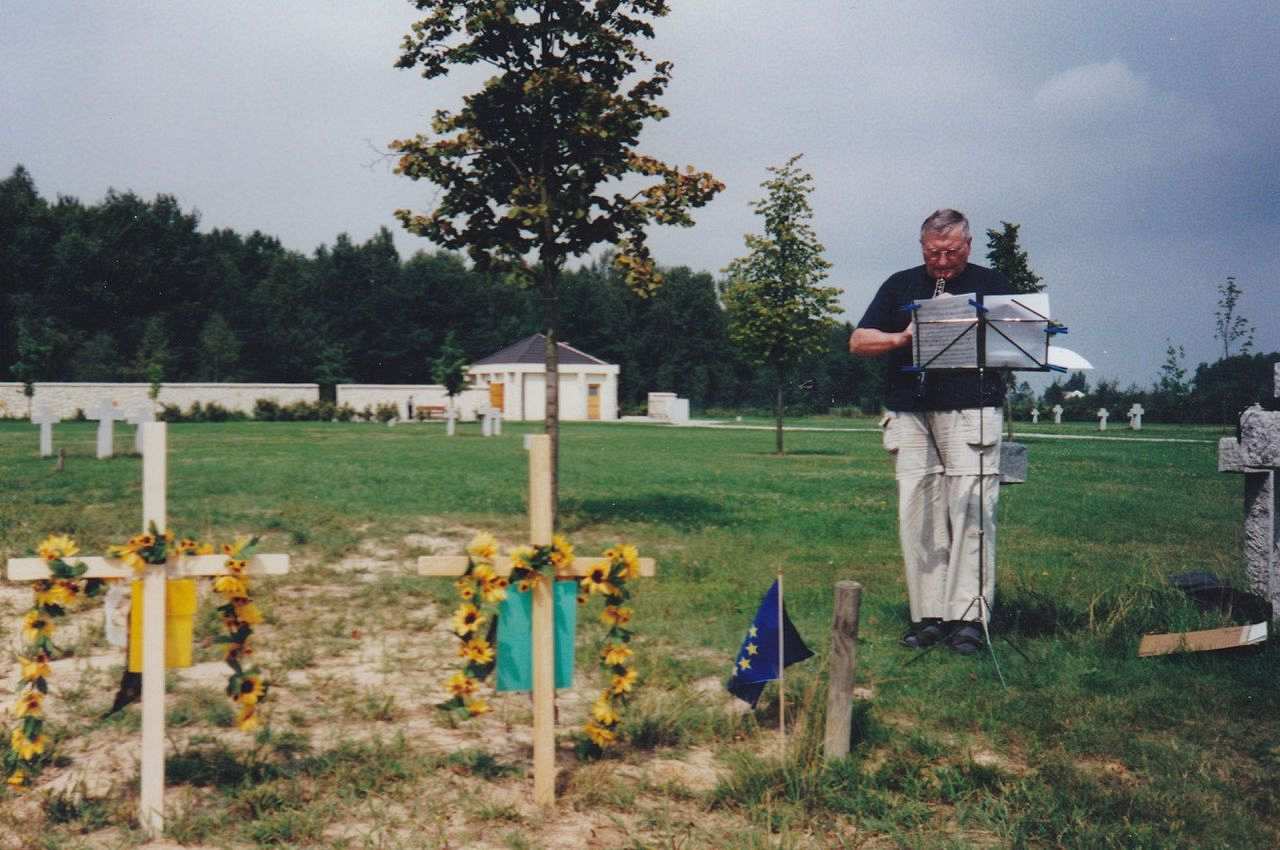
top-left (414, 405), bottom-right (448, 420)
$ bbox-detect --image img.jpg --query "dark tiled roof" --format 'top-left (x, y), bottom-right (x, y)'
top-left (473, 334), bottom-right (609, 366)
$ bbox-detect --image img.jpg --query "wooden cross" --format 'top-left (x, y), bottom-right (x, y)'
top-left (416, 434), bottom-right (654, 806)
top-left (32, 405), bottom-right (61, 458)
top-left (5, 423), bottom-right (288, 837)
top-left (87, 400), bottom-right (127, 459)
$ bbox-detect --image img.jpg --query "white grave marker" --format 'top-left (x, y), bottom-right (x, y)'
top-left (416, 434), bottom-right (654, 806)
top-left (88, 400), bottom-right (127, 459)
top-left (5, 423), bottom-right (289, 837)
top-left (1127, 403), bottom-right (1144, 430)
top-left (32, 406), bottom-right (61, 458)
top-left (1096, 407), bottom-right (1109, 431)
top-left (446, 406), bottom-right (458, 436)
top-left (128, 402), bottom-right (156, 453)
top-left (1052, 404), bottom-right (1064, 424)
top-left (1030, 407), bottom-right (1040, 424)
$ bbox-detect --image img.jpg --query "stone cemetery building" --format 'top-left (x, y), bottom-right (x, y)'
top-left (468, 334), bottom-right (619, 422)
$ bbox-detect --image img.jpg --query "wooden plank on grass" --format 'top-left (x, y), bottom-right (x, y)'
top-left (1137, 622), bottom-right (1267, 656)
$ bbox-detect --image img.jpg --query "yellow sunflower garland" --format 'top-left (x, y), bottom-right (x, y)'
top-left (442, 534), bottom-right (642, 754)
top-left (580, 544), bottom-right (641, 753)
top-left (441, 533), bottom-right (507, 716)
top-left (5, 535), bottom-right (104, 787)
top-left (7, 528), bottom-right (272, 788)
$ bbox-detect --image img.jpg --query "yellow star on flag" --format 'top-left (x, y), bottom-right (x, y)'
top-left (746, 643), bottom-right (758, 656)
top-left (748, 626), bottom-right (758, 638)
top-left (738, 658), bottom-right (751, 670)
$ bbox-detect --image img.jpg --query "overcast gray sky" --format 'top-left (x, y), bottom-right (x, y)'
top-left (3, 1), bottom-right (1276, 389)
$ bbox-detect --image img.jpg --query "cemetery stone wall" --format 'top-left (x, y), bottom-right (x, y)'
top-left (0, 383), bottom-right (319, 420)
top-left (336, 384), bottom-right (488, 420)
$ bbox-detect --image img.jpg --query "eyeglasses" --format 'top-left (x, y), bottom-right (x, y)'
top-left (920, 243), bottom-right (968, 261)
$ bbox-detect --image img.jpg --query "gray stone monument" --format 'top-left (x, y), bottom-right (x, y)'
top-left (491, 410), bottom-right (503, 436)
top-left (1052, 404), bottom-right (1063, 424)
top-left (446, 406), bottom-right (458, 437)
top-left (1096, 407), bottom-right (1109, 431)
top-left (1127, 403), bottom-right (1144, 430)
top-left (1218, 404), bottom-right (1280, 621)
top-left (999, 442), bottom-right (1028, 485)
top-left (128, 402), bottom-right (156, 453)
top-left (1030, 407), bottom-right (1040, 424)
top-left (32, 406), bottom-right (60, 458)
top-left (88, 400), bottom-right (126, 459)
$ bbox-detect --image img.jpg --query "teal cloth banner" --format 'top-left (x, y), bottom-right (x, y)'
top-left (495, 580), bottom-right (577, 692)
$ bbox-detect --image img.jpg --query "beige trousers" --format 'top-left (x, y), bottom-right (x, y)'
top-left (883, 408), bottom-right (1002, 623)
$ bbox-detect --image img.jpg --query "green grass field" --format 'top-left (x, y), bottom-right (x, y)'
top-left (1, 419), bottom-right (1275, 849)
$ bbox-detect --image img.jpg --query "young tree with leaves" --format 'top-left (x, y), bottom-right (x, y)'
top-left (1214, 275), bottom-right (1255, 360)
top-left (391, 0), bottom-right (723, 518)
top-left (432, 330), bottom-right (470, 415)
top-left (721, 155), bottom-right (842, 454)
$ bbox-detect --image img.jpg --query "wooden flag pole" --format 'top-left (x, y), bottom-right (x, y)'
top-left (526, 434), bottom-right (556, 807)
top-left (777, 571), bottom-right (785, 739)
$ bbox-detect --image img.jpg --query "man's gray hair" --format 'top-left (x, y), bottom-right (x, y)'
top-left (920, 208), bottom-right (970, 239)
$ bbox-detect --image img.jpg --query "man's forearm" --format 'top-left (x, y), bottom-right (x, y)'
top-left (850, 326), bottom-right (912, 357)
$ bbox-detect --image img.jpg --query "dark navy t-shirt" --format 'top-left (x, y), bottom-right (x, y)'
top-left (856, 263), bottom-right (1012, 412)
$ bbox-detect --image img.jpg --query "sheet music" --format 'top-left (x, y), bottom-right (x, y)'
top-left (913, 293), bottom-right (978, 369)
top-left (913, 292), bottom-right (1053, 370)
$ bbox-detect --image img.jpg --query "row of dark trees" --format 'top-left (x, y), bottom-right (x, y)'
top-left (1017, 350), bottom-right (1280, 426)
top-left (1, 165), bottom-right (882, 414)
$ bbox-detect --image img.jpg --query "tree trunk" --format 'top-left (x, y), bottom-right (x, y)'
top-left (542, 278), bottom-right (560, 530)
top-left (775, 375), bottom-right (785, 455)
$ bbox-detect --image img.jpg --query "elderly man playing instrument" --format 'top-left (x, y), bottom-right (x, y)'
top-left (850, 209), bottom-right (1012, 655)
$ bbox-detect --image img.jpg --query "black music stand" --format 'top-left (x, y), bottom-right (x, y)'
top-left (901, 293), bottom-right (1066, 684)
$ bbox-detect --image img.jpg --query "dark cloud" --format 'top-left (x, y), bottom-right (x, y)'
top-left (3, 1), bottom-right (1274, 386)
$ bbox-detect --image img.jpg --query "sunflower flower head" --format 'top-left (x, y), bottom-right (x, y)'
top-left (466, 533), bottom-right (498, 561)
top-left (584, 721), bottom-right (616, 748)
top-left (446, 671), bottom-right (479, 698)
top-left (601, 643), bottom-right (633, 667)
top-left (600, 605), bottom-right (632, 628)
top-left (464, 697), bottom-right (491, 716)
top-left (22, 610), bottom-right (53, 644)
top-left (460, 637), bottom-right (495, 665)
top-left (37, 534), bottom-right (79, 562)
top-left (213, 575), bottom-right (248, 597)
top-left (10, 728), bottom-right (47, 761)
top-left (591, 693), bottom-right (619, 726)
top-left (13, 689), bottom-right (44, 718)
top-left (581, 564), bottom-right (616, 597)
top-left (19, 654), bottom-right (51, 684)
top-left (550, 535), bottom-right (574, 571)
top-left (235, 674), bottom-right (267, 706)
top-left (610, 668), bottom-right (638, 696)
top-left (452, 603), bottom-right (485, 637)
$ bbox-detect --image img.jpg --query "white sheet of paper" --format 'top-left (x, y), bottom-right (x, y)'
top-left (1048, 346), bottom-right (1093, 370)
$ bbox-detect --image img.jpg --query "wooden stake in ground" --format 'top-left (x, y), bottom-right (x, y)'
top-left (823, 580), bottom-right (863, 761)
top-left (417, 434), bottom-right (655, 807)
top-left (5, 423), bottom-right (288, 838)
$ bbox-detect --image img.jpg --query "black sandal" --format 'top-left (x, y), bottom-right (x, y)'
top-left (900, 620), bottom-right (946, 649)
top-left (947, 622), bottom-right (985, 655)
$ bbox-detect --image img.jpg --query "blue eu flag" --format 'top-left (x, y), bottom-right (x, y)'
top-left (727, 579), bottom-right (814, 707)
